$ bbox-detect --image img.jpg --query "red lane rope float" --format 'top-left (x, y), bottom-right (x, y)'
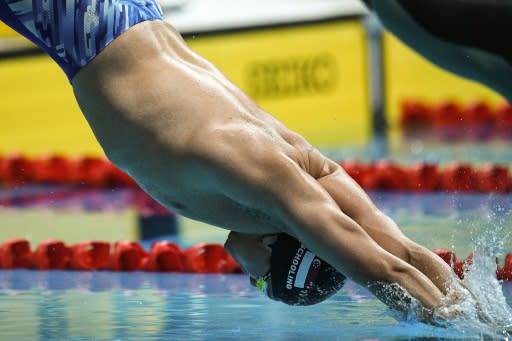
top-left (0, 154), bottom-right (511, 193)
top-left (0, 238), bottom-right (242, 274)
top-left (433, 248), bottom-right (512, 281)
top-left (0, 154), bottom-right (136, 188)
top-left (400, 100), bottom-right (512, 140)
top-left (340, 160), bottom-right (512, 193)
top-left (1, 239), bottom-right (511, 282)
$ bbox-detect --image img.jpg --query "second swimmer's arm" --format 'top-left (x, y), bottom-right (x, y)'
top-left (366, 0), bottom-right (512, 101)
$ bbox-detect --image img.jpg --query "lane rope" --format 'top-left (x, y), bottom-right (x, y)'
top-left (1, 238), bottom-right (510, 281)
top-left (1, 154), bottom-right (511, 192)
top-left (400, 100), bottom-right (512, 140)
top-left (0, 238), bottom-right (241, 273)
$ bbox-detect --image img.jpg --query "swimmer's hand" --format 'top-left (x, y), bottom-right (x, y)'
top-left (432, 286), bottom-right (469, 320)
top-left (431, 285), bottom-right (496, 327)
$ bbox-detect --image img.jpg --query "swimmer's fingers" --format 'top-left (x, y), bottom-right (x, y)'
top-left (457, 282), bottom-right (491, 324)
top-left (431, 286), bottom-right (495, 327)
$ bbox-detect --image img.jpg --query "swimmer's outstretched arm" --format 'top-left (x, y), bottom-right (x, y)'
top-left (261, 161), bottom-right (444, 311)
top-left (315, 165), bottom-right (461, 297)
top-left (226, 161), bottom-right (468, 314)
top-left (72, 21), bottom-right (445, 313)
top-left (363, 0), bottom-right (512, 100)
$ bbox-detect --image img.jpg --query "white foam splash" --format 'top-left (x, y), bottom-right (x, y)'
top-left (431, 209), bottom-right (512, 339)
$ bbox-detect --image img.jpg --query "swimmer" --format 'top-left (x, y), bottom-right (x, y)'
top-left (0, 0), bottom-right (473, 322)
top-left (362, 0), bottom-right (512, 101)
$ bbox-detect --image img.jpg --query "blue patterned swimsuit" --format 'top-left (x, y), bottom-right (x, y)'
top-left (0, 0), bottom-right (164, 80)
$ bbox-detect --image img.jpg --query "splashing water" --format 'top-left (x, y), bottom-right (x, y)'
top-left (434, 209), bottom-right (512, 339)
top-left (386, 208), bottom-right (512, 339)
top-left (457, 211), bottom-right (512, 337)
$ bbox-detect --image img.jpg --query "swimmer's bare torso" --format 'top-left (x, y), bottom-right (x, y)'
top-left (73, 20), bottom-right (329, 235)
top-left (1, 3), bottom-right (476, 320)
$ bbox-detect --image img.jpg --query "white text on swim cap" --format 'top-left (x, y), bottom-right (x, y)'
top-left (286, 244), bottom-right (306, 290)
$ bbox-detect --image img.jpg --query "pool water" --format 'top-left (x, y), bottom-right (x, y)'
top-left (4, 271), bottom-right (510, 341)
top-left (1, 192), bottom-right (512, 341)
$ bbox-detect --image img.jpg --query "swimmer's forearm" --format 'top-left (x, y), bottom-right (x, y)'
top-left (268, 165), bottom-right (443, 309)
top-left (360, 210), bottom-right (459, 295)
top-left (285, 203), bottom-right (443, 310)
top-left (405, 244), bottom-right (459, 293)
top-left (316, 167), bottom-right (460, 295)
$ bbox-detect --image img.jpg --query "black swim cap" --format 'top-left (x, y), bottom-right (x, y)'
top-left (253, 233), bottom-right (346, 306)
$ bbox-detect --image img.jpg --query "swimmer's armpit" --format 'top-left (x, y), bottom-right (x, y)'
top-left (224, 232), bottom-right (276, 279)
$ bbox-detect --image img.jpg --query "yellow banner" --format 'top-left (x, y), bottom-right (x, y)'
top-left (383, 32), bottom-right (505, 129)
top-left (0, 22), bottom-right (19, 38)
top-left (0, 55), bottom-right (99, 156)
top-left (0, 20), bottom-right (369, 155)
